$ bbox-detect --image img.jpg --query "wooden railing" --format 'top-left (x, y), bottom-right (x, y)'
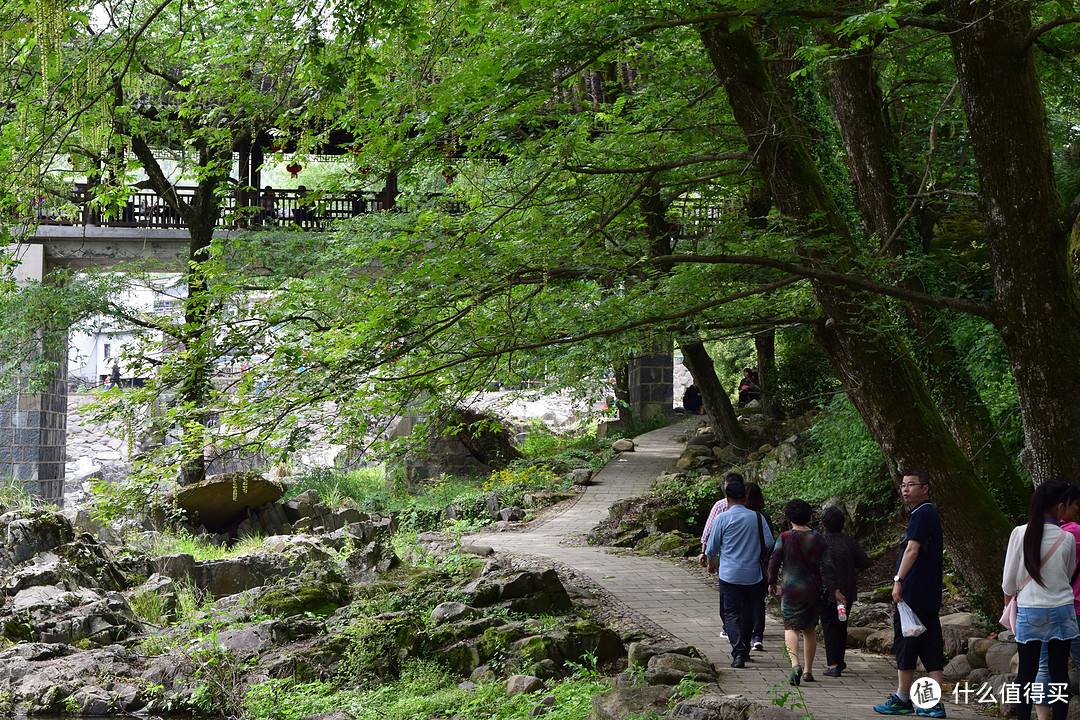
top-left (31, 184), bottom-right (465, 231)
top-left (29, 183), bottom-right (736, 233)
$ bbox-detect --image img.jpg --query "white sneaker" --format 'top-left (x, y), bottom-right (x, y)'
top-left (719, 631), bottom-right (728, 639)
top-left (752, 639), bottom-right (764, 651)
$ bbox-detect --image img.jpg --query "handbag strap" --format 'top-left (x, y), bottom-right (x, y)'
top-left (1018, 530), bottom-right (1067, 592)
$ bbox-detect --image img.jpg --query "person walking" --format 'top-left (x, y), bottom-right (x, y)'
top-left (819, 505), bottom-right (871, 677)
top-left (874, 469), bottom-right (947, 718)
top-left (1034, 484), bottom-right (1080, 720)
top-left (699, 473), bottom-right (738, 639)
top-left (705, 478), bottom-right (773, 668)
top-left (1002, 478), bottom-right (1080, 720)
top-left (768, 498), bottom-right (828, 685)
top-left (746, 482), bottom-right (768, 652)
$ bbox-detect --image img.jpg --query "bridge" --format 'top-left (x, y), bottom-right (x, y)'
top-left (5, 187), bottom-right (740, 504)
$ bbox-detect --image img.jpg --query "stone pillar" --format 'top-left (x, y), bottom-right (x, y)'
top-left (0, 360), bottom-right (67, 505)
top-left (628, 339), bottom-right (673, 421)
top-left (0, 244), bottom-right (68, 505)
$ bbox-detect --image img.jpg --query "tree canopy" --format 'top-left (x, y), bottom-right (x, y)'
top-left (3, 0), bottom-right (1080, 607)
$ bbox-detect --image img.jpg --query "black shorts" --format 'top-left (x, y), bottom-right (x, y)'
top-left (893, 605), bottom-right (944, 672)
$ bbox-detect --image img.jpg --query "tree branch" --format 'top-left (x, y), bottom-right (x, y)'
top-left (565, 152), bottom-right (751, 175)
top-left (1021, 14), bottom-right (1080, 54)
top-left (652, 253), bottom-right (997, 320)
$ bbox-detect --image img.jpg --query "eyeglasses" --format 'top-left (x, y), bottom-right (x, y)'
top-left (900, 483), bottom-right (926, 489)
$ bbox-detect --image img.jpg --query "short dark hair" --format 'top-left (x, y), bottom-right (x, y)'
top-left (784, 498), bottom-right (812, 526)
top-left (725, 480), bottom-right (747, 500)
top-left (821, 506), bottom-right (846, 533)
top-left (724, 471), bottom-right (744, 485)
top-left (901, 469), bottom-right (930, 486)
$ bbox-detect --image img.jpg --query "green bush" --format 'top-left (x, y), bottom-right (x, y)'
top-left (765, 394), bottom-right (890, 512)
top-left (286, 466), bottom-right (404, 514)
top-left (772, 327), bottom-right (840, 415)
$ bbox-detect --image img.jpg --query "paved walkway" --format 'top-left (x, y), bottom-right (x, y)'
top-left (475, 419), bottom-right (981, 720)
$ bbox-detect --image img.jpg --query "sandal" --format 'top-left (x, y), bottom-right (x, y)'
top-left (789, 665), bottom-right (802, 686)
top-left (802, 672), bottom-right (816, 682)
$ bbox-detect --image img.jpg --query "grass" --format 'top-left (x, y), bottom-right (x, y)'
top-left (244, 659), bottom-right (609, 720)
top-left (125, 528), bottom-right (268, 562)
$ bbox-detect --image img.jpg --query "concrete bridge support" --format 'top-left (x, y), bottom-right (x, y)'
top-left (628, 339), bottom-right (674, 420)
top-left (3, 245), bottom-right (67, 505)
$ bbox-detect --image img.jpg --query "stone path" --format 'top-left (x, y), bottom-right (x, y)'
top-left (475, 419), bottom-right (983, 720)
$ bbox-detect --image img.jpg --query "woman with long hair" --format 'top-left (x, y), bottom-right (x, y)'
top-left (1002, 477), bottom-right (1080, 720)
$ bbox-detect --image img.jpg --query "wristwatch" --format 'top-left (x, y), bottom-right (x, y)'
top-left (893, 574), bottom-right (903, 583)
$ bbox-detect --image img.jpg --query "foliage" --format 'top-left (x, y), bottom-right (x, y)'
top-left (771, 328), bottom-right (841, 415)
top-left (285, 466), bottom-right (403, 513)
top-left (765, 395), bottom-right (890, 513)
top-left (244, 659), bottom-right (608, 720)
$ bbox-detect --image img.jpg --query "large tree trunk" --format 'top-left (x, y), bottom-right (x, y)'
top-left (754, 330), bottom-right (777, 420)
top-left (943, 1), bottom-right (1080, 484)
top-left (680, 340), bottom-right (750, 449)
top-left (822, 41), bottom-right (1029, 512)
top-left (699, 20), bottom-right (1011, 607)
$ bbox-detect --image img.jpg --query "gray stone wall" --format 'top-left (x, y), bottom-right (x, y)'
top-left (629, 343), bottom-right (673, 420)
top-left (0, 362), bottom-right (68, 506)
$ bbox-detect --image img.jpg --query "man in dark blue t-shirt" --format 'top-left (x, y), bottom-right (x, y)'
top-left (874, 469), bottom-right (946, 718)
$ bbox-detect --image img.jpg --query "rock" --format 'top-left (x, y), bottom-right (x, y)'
top-left (846, 627), bottom-right (876, 648)
top-left (967, 667), bottom-right (991, 687)
top-left (170, 472), bottom-right (286, 533)
top-left (647, 653), bottom-right (715, 680)
top-left (0, 510), bottom-right (77, 570)
top-left (984, 642), bottom-right (1017, 674)
top-left (967, 637), bottom-right (997, 669)
top-left (627, 641), bottom-right (696, 668)
top-left (571, 469), bottom-right (593, 486)
top-left (590, 685), bottom-right (675, 720)
top-left (530, 694), bottom-right (557, 717)
top-left (865, 628), bottom-right (895, 654)
top-left (943, 654), bottom-right (972, 679)
top-left (849, 602), bottom-right (893, 627)
top-left (431, 602), bottom-right (482, 625)
top-left (612, 439), bottom-right (635, 452)
top-left (665, 691), bottom-right (756, 720)
top-left (499, 507), bottom-right (527, 522)
top-left (749, 707), bottom-right (806, 720)
top-left (301, 711), bottom-right (355, 720)
top-left (507, 675), bottom-right (544, 697)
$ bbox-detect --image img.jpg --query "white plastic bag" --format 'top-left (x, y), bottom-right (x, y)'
top-left (897, 601), bottom-right (926, 637)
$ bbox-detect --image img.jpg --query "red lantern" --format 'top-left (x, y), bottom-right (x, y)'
top-left (442, 167), bottom-right (458, 185)
top-left (286, 162), bottom-right (302, 178)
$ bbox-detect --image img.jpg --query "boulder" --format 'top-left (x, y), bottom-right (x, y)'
top-left (499, 507), bottom-right (527, 522)
top-left (846, 627), bottom-right (877, 648)
top-left (171, 472), bottom-right (286, 533)
top-left (571, 469), bottom-right (593, 486)
top-left (0, 510), bottom-right (76, 570)
top-left (967, 638), bottom-right (997, 669)
top-left (665, 691), bottom-right (756, 720)
top-left (865, 628), bottom-right (895, 654)
top-left (628, 640), bottom-right (696, 668)
top-left (943, 654), bottom-right (972, 679)
top-left (647, 653), bottom-right (715, 680)
top-left (984, 642), bottom-right (1017, 674)
top-left (431, 602), bottom-right (482, 626)
top-left (507, 675), bottom-right (544, 697)
top-left (612, 439), bottom-right (635, 453)
top-left (590, 685), bottom-right (675, 720)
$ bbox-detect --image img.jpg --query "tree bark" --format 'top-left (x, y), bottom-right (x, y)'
top-left (822, 39), bottom-right (1029, 511)
top-left (754, 330), bottom-right (777, 420)
top-left (680, 340), bottom-right (751, 449)
top-left (943, 1), bottom-right (1080, 484)
top-left (699, 19), bottom-right (1011, 607)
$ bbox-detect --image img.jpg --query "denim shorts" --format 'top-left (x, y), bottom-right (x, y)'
top-left (1016, 605), bottom-right (1080, 644)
